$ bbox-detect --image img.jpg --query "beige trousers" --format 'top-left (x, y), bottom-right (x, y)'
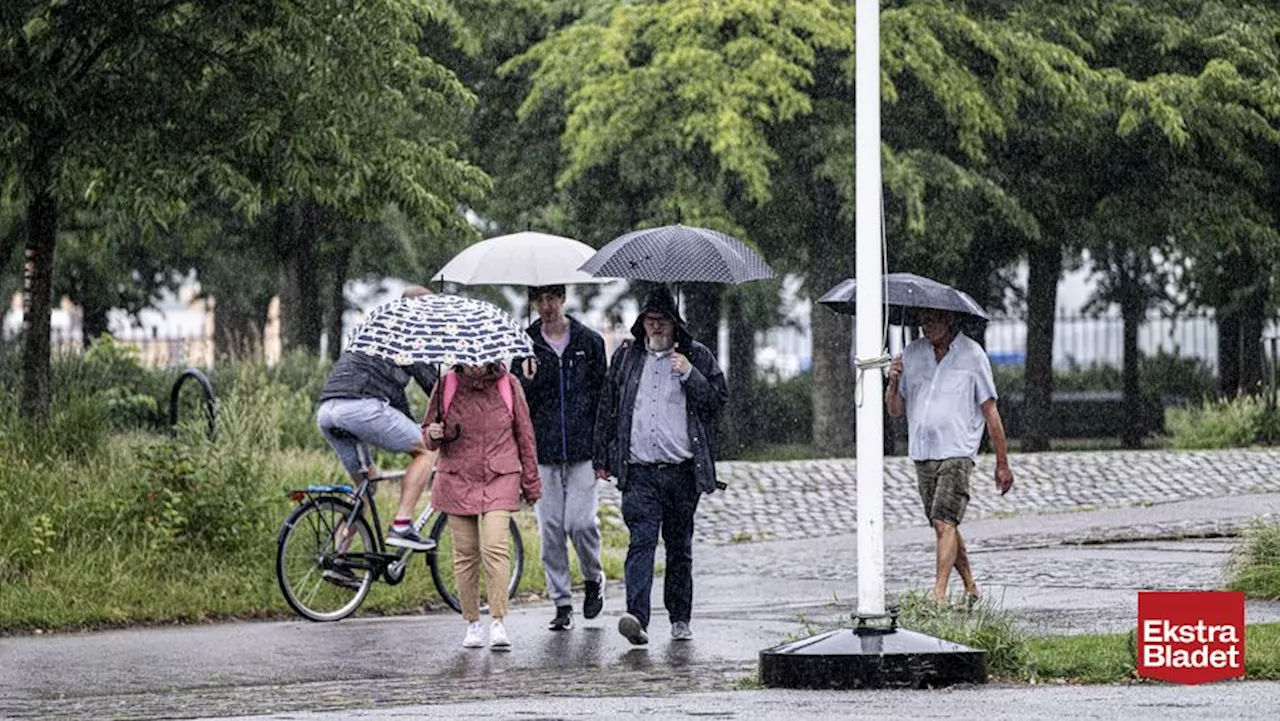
top-left (449, 510), bottom-right (511, 622)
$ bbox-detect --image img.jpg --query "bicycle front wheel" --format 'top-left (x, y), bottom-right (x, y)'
top-left (276, 497), bottom-right (375, 622)
top-left (426, 512), bottom-right (525, 615)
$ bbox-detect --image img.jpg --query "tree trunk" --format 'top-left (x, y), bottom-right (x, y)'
top-left (214, 296), bottom-right (264, 361)
top-left (1217, 308), bottom-right (1240, 397)
top-left (20, 187), bottom-right (58, 421)
top-left (277, 201), bottom-right (323, 354)
top-left (681, 282), bottom-right (721, 359)
top-left (81, 298), bottom-right (111, 342)
top-left (1022, 241), bottom-right (1061, 452)
top-left (325, 243), bottom-right (352, 362)
top-left (1120, 279), bottom-right (1143, 449)
top-left (810, 259), bottom-right (854, 456)
top-left (1240, 290), bottom-right (1266, 394)
top-left (722, 289), bottom-right (756, 457)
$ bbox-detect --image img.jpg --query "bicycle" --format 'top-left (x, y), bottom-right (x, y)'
top-left (275, 431), bottom-right (525, 622)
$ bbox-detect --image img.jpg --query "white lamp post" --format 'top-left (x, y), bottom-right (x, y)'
top-left (854, 0), bottom-right (886, 621)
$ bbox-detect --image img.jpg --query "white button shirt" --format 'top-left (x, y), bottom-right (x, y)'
top-left (897, 333), bottom-right (998, 461)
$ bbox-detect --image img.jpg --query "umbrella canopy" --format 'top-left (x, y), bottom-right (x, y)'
top-left (818, 273), bottom-right (989, 325)
top-left (431, 232), bottom-right (613, 286)
top-left (345, 294), bottom-right (533, 367)
top-left (578, 224), bottom-right (774, 284)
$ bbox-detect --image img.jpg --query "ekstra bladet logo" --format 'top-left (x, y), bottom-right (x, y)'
top-left (1136, 591), bottom-right (1245, 684)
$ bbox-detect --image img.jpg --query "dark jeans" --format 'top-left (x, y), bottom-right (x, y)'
top-left (621, 462), bottom-right (701, 629)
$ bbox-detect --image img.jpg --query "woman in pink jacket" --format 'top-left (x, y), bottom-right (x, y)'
top-left (424, 362), bottom-right (541, 651)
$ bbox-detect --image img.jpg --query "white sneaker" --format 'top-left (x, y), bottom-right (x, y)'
top-left (462, 621), bottom-right (485, 648)
top-left (490, 620), bottom-right (511, 651)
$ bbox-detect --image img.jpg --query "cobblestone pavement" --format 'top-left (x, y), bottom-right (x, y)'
top-left (696, 490), bottom-right (1280, 636)
top-left (595, 449), bottom-right (1280, 544)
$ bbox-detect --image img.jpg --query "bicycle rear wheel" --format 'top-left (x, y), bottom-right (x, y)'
top-left (276, 497), bottom-right (375, 622)
top-left (426, 512), bottom-right (524, 615)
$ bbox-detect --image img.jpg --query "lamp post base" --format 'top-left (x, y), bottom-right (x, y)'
top-left (759, 627), bottom-right (987, 689)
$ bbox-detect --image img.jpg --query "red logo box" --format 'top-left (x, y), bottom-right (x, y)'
top-left (1137, 591), bottom-right (1245, 684)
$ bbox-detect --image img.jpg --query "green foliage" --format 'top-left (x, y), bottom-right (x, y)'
top-left (747, 372), bottom-right (813, 448)
top-left (1168, 394), bottom-right (1280, 449)
top-left (1024, 623), bottom-right (1280, 683)
top-left (1025, 632), bottom-right (1137, 683)
top-left (989, 349), bottom-right (1214, 402)
top-left (1228, 522), bottom-right (1280, 601)
top-left (133, 439), bottom-right (269, 554)
top-left (2, 0), bottom-right (492, 418)
top-left (0, 347), bottom-right (636, 629)
top-left (896, 590), bottom-right (1030, 679)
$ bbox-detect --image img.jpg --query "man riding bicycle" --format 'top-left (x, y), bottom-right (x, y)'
top-left (316, 285), bottom-right (439, 551)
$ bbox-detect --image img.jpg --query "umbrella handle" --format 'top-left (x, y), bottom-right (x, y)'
top-left (441, 423), bottom-right (461, 443)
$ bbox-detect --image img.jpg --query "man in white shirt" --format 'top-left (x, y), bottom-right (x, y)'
top-left (886, 309), bottom-right (1014, 603)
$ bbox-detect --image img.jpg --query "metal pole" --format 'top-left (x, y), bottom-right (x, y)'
top-left (855, 0), bottom-right (885, 618)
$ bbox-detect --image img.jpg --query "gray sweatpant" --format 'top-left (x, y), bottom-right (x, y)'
top-left (535, 460), bottom-right (603, 607)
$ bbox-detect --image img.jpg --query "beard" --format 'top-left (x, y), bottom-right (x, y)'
top-left (646, 333), bottom-right (674, 352)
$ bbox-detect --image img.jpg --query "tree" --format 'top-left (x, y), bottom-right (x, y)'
top-left (1031, 1), bottom-right (1280, 411)
top-left (1, 1), bottom-right (487, 419)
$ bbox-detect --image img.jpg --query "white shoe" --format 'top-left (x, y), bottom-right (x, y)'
top-left (462, 621), bottom-right (485, 648)
top-left (490, 620), bottom-right (511, 651)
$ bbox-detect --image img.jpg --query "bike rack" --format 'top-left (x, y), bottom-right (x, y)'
top-left (168, 368), bottom-right (218, 441)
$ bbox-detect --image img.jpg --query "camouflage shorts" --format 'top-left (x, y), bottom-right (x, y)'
top-left (915, 458), bottom-right (974, 526)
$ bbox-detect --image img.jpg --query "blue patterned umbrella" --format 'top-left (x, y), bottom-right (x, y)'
top-left (578, 224), bottom-right (774, 284)
top-left (345, 294), bottom-right (533, 367)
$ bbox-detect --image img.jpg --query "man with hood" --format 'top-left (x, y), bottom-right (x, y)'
top-left (593, 286), bottom-right (728, 645)
top-left (518, 285), bottom-right (609, 632)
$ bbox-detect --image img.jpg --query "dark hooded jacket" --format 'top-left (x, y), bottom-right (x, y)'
top-left (593, 288), bottom-right (729, 494)
top-left (518, 315), bottom-right (608, 464)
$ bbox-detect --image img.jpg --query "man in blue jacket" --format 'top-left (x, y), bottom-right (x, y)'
top-left (593, 286), bottom-right (728, 645)
top-left (519, 285), bottom-right (608, 631)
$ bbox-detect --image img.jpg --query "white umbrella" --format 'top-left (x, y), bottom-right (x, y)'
top-left (432, 231), bottom-right (616, 286)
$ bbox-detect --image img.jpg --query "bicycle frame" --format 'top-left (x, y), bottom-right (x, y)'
top-left (287, 441), bottom-right (437, 582)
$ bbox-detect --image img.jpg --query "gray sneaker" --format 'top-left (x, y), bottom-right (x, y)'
top-left (671, 621), bottom-right (693, 641)
top-left (618, 613), bottom-right (649, 645)
top-left (386, 525), bottom-right (436, 551)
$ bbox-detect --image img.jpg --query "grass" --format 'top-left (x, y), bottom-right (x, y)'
top-left (1167, 395), bottom-right (1280, 450)
top-left (896, 590), bottom-right (1029, 678)
top-left (796, 591), bottom-right (1280, 684)
top-left (1228, 522), bottom-right (1280, 600)
top-left (0, 360), bottom-right (629, 633)
top-left (1027, 623), bottom-right (1280, 682)
top-left (0, 440), bottom-right (629, 632)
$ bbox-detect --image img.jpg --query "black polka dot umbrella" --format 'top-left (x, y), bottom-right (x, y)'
top-left (345, 294), bottom-right (533, 367)
top-left (578, 224), bottom-right (774, 284)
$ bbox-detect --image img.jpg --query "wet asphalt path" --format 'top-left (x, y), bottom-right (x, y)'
top-left (4, 490), bottom-right (1280, 719)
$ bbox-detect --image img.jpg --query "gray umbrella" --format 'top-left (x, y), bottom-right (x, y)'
top-left (578, 224), bottom-right (774, 284)
top-left (817, 273), bottom-right (988, 325)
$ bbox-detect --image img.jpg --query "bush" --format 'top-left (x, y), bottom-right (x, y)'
top-left (988, 349), bottom-right (1214, 402)
top-left (132, 439), bottom-right (272, 553)
top-left (1228, 522), bottom-right (1280, 600)
top-left (751, 372), bottom-right (812, 446)
top-left (722, 372), bottom-right (813, 457)
top-left (204, 352), bottom-right (332, 452)
top-left (1168, 395), bottom-right (1279, 449)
